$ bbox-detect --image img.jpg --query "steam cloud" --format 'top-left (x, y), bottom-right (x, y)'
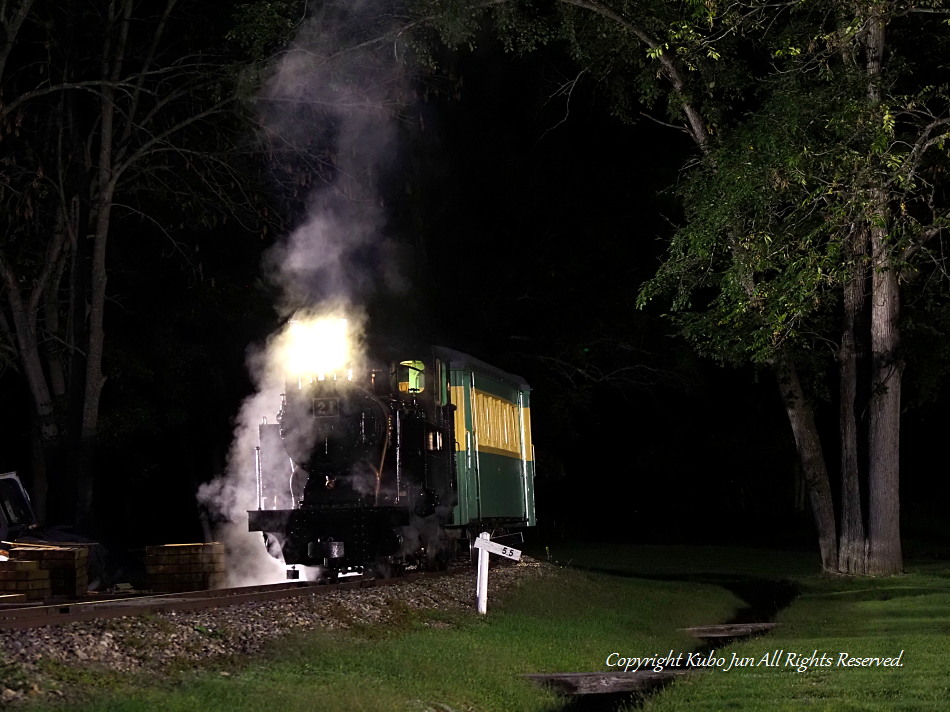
top-left (261, 0), bottom-right (409, 313)
top-left (198, 1), bottom-right (411, 586)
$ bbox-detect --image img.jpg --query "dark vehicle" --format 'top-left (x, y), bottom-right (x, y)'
top-left (248, 345), bottom-right (535, 576)
top-left (0, 472), bottom-right (38, 543)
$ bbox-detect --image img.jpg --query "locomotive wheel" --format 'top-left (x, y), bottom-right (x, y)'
top-left (422, 533), bottom-right (453, 571)
top-left (365, 557), bottom-right (405, 579)
top-left (423, 548), bottom-right (449, 571)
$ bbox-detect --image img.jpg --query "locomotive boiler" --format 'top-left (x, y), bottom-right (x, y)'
top-left (248, 333), bottom-right (536, 577)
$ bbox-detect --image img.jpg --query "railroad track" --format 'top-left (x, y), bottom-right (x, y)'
top-left (0, 569), bottom-right (450, 631)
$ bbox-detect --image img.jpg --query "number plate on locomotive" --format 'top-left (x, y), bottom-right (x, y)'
top-left (312, 398), bottom-right (340, 417)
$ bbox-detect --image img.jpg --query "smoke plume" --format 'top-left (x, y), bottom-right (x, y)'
top-left (198, 1), bottom-right (412, 585)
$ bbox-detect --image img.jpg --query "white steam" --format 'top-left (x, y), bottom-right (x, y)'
top-left (260, 0), bottom-right (410, 313)
top-left (198, 1), bottom-right (411, 586)
top-left (197, 366), bottom-right (287, 586)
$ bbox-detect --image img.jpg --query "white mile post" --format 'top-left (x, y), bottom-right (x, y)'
top-left (473, 532), bottom-right (522, 615)
top-left (476, 531), bottom-right (490, 614)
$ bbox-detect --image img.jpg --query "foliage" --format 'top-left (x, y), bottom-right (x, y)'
top-left (226, 1), bottom-right (308, 61)
top-left (409, 0), bottom-right (756, 129)
top-left (639, 3), bottom-right (950, 373)
top-left (641, 84), bottom-right (853, 366)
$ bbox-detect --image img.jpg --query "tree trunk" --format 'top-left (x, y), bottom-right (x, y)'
top-left (775, 360), bottom-right (838, 572)
top-left (867, 209), bottom-right (903, 575)
top-left (863, 7), bottom-right (902, 577)
top-left (75, 187), bottom-right (113, 535)
top-left (0, 253), bottom-right (61, 518)
top-left (74, 68), bottom-right (118, 534)
top-left (75, 194), bottom-right (111, 534)
top-left (838, 230), bottom-right (868, 574)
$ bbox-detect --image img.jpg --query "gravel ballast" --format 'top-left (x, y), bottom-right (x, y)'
top-left (0, 557), bottom-right (549, 705)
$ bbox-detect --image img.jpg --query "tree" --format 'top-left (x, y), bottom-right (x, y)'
top-left (0, 1), bottom-right (267, 531)
top-left (409, 0), bottom-right (950, 574)
top-left (640, 3), bottom-right (950, 575)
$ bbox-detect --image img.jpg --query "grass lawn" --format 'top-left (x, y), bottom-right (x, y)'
top-left (627, 556), bottom-right (946, 711)
top-left (541, 543), bottom-right (949, 711)
top-left (16, 546), bottom-right (950, 712)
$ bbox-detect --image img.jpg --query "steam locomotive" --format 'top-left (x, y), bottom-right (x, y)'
top-left (247, 345), bottom-right (535, 576)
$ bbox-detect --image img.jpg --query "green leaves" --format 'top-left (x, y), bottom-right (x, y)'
top-left (639, 1), bottom-right (950, 376)
top-left (227, 2), bottom-right (303, 60)
top-left (644, 79), bottom-right (861, 362)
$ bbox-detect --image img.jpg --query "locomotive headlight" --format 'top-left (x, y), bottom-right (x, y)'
top-left (276, 316), bottom-right (354, 382)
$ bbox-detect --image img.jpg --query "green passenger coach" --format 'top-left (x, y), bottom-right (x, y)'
top-left (433, 347), bottom-right (536, 530)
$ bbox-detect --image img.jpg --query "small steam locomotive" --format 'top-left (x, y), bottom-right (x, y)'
top-left (248, 344), bottom-right (535, 576)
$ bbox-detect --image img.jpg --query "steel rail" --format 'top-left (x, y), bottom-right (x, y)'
top-left (0, 569), bottom-right (451, 631)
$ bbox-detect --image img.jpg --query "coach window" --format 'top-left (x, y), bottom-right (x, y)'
top-left (398, 360), bottom-right (425, 393)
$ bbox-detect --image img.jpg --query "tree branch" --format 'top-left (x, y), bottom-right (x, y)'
top-left (557, 0), bottom-right (710, 150)
top-left (113, 96), bottom-right (236, 181)
top-left (0, 0), bottom-right (33, 80)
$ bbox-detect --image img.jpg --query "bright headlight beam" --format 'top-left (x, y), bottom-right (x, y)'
top-left (276, 316), bottom-right (351, 379)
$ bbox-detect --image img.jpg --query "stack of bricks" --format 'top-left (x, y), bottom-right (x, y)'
top-left (6, 545), bottom-right (89, 597)
top-left (145, 542), bottom-right (226, 593)
top-left (0, 559), bottom-right (52, 601)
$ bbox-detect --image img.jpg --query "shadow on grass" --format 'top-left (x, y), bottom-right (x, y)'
top-left (569, 566), bottom-right (800, 624)
top-left (558, 690), bottom-right (653, 712)
top-left (553, 567), bottom-right (800, 712)
top-left (818, 584), bottom-right (950, 601)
